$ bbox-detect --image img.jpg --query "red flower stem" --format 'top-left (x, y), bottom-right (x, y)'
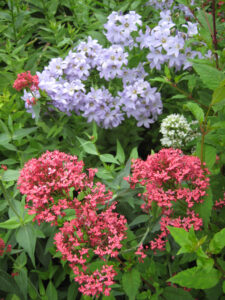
top-left (212, 0), bottom-right (219, 69)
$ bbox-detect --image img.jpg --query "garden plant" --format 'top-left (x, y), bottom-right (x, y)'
top-left (0, 0), bottom-right (225, 299)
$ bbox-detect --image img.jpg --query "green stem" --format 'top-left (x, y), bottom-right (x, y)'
top-left (170, 83), bottom-right (208, 109)
top-left (137, 225), bottom-right (150, 248)
top-left (200, 104), bottom-right (212, 165)
top-left (121, 224), bottom-right (151, 254)
top-left (212, 0), bottom-right (219, 69)
top-left (0, 180), bottom-right (23, 224)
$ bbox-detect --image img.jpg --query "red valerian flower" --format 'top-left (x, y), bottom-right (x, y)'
top-left (0, 238), bottom-right (11, 256)
top-left (214, 192), bottom-right (225, 209)
top-left (17, 150), bottom-right (106, 225)
top-left (125, 148), bottom-right (210, 251)
top-left (13, 71), bottom-right (39, 91)
top-left (18, 150), bottom-right (127, 297)
top-left (55, 202), bottom-right (127, 297)
top-left (0, 238), bottom-right (5, 256)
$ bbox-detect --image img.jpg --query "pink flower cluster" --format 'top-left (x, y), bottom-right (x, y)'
top-left (125, 148), bottom-right (210, 251)
top-left (18, 150), bottom-right (127, 297)
top-left (0, 238), bottom-right (11, 256)
top-left (55, 199), bottom-right (127, 297)
top-left (135, 244), bottom-right (147, 262)
top-left (214, 192), bottom-right (225, 209)
top-left (13, 71), bottom-right (39, 92)
top-left (17, 150), bottom-right (100, 225)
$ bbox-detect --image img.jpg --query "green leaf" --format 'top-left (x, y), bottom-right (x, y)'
top-left (130, 147), bottom-right (138, 159)
top-left (46, 281), bottom-right (58, 300)
top-left (212, 84), bottom-right (225, 105)
top-left (0, 119), bottom-right (10, 134)
top-left (193, 64), bottom-right (225, 90)
top-left (0, 158), bottom-right (17, 165)
top-left (96, 167), bottom-right (114, 180)
top-left (0, 270), bottom-right (22, 297)
top-left (168, 267), bottom-right (221, 289)
top-left (16, 224), bottom-right (36, 267)
top-left (167, 226), bottom-right (191, 254)
top-left (196, 143), bottom-right (217, 169)
top-left (1, 143), bottom-right (17, 151)
top-left (163, 287), bottom-right (194, 300)
top-left (102, 295), bottom-right (116, 300)
top-left (12, 127), bottom-right (37, 140)
top-left (15, 252), bottom-right (27, 269)
top-left (195, 187), bottom-right (213, 226)
top-left (129, 215), bottom-right (149, 227)
top-left (184, 102), bottom-right (204, 124)
top-left (33, 102), bottom-right (40, 123)
top-left (99, 154), bottom-right (119, 164)
top-left (67, 282), bottom-right (78, 300)
top-left (2, 169), bottom-right (20, 181)
top-left (0, 217), bottom-right (21, 229)
top-left (28, 279), bottom-right (39, 300)
top-left (0, 133), bottom-right (11, 144)
top-left (48, 0), bottom-right (59, 16)
top-left (176, 0), bottom-right (188, 5)
top-left (223, 281), bottom-right (225, 294)
top-left (77, 137), bottom-right (98, 155)
top-left (116, 139), bottom-right (125, 164)
top-left (171, 94), bottom-right (187, 99)
top-left (122, 269), bottom-right (141, 300)
top-left (14, 268), bottom-right (28, 300)
top-left (209, 228), bottom-right (225, 254)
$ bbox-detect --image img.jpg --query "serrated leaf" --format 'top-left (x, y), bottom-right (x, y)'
top-left (193, 64), bottom-right (225, 90)
top-left (100, 154), bottom-right (119, 164)
top-left (167, 226), bottom-right (191, 254)
top-left (16, 224), bottom-right (36, 267)
top-left (184, 102), bottom-right (204, 123)
top-left (196, 143), bottom-right (216, 169)
top-left (209, 228), bottom-right (225, 254)
top-left (163, 287), bottom-right (194, 300)
top-left (168, 267), bottom-right (221, 289)
top-left (122, 269), bottom-right (141, 300)
top-left (212, 84), bottom-right (225, 105)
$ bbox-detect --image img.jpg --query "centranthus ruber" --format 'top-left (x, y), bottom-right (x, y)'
top-left (17, 150), bottom-right (111, 225)
top-left (13, 71), bottom-right (39, 91)
top-left (125, 148), bottom-right (210, 251)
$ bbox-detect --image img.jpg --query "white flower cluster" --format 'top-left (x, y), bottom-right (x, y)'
top-left (160, 114), bottom-right (199, 148)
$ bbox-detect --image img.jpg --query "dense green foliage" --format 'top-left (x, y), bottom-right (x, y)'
top-left (0, 0), bottom-right (225, 299)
